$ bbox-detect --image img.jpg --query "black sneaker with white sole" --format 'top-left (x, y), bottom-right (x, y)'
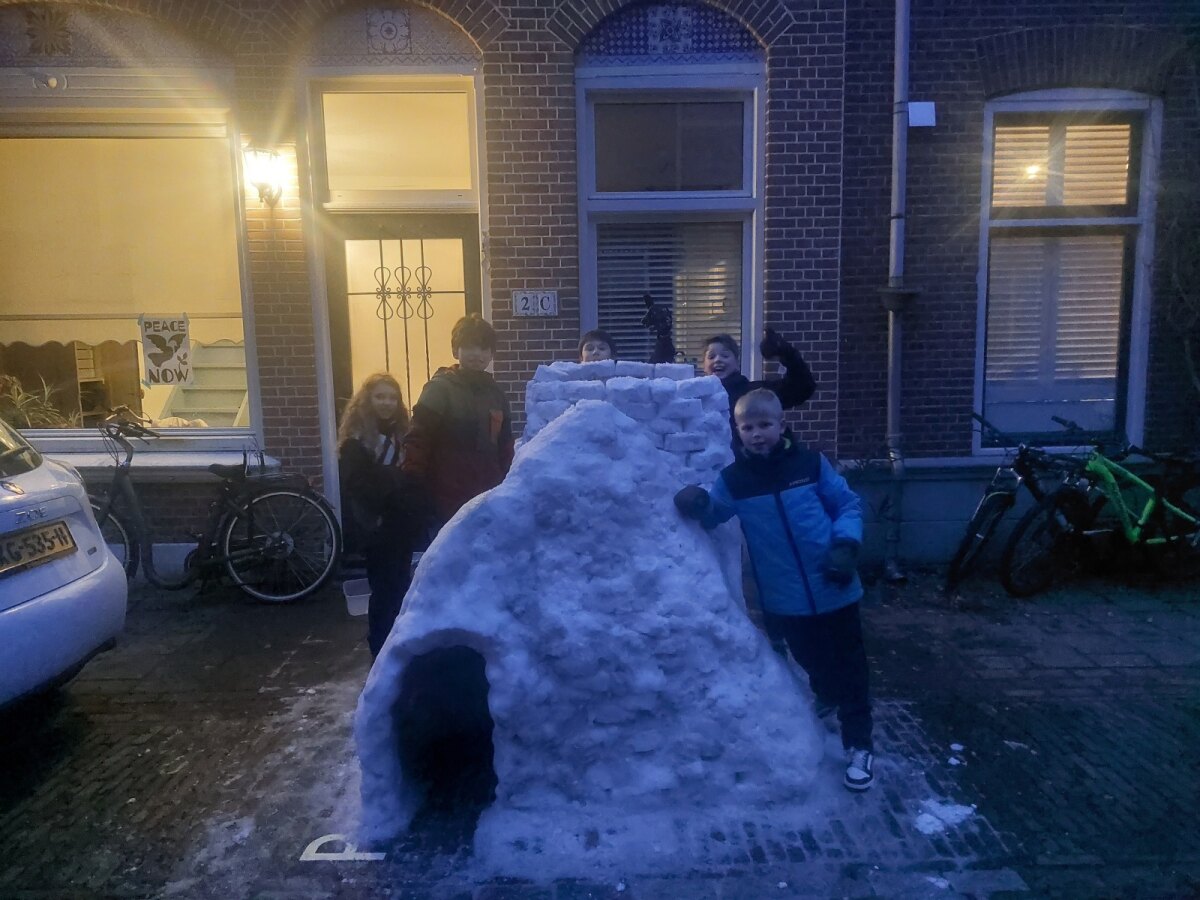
top-left (844, 748), bottom-right (874, 791)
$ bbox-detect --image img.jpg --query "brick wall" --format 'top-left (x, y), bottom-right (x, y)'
top-left (838, 0), bottom-right (1200, 459)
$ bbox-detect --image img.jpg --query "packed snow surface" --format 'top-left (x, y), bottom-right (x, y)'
top-left (355, 400), bottom-right (825, 869)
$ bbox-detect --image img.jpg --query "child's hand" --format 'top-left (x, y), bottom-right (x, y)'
top-left (824, 539), bottom-right (859, 584)
top-left (673, 485), bottom-right (711, 520)
top-left (759, 327), bottom-right (791, 360)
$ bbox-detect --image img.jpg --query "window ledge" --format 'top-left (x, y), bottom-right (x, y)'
top-left (45, 450), bottom-right (281, 484)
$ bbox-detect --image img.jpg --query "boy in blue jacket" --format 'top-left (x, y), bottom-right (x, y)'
top-left (674, 389), bottom-right (875, 791)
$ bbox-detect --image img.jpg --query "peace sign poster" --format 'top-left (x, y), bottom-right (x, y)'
top-left (139, 315), bottom-right (193, 387)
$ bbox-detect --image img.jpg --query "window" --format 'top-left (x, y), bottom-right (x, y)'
top-left (978, 97), bottom-right (1157, 444)
top-left (0, 131), bottom-right (253, 435)
top-left (315, 82), bottom-right (480, 210)
top-left (578, 73), bottom-right (763, 367)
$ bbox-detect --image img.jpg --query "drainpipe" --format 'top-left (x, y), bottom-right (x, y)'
top-left (879, 0), bottom-right (917, 583)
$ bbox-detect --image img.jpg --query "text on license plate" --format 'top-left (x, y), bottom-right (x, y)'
top-left (0, 520), bottom-right (76, 577)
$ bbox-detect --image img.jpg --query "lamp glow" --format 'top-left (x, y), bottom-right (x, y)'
top-left (243, 147), bottom-right (285, 207)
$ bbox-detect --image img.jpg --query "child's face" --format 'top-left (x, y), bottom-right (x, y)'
top-left (369, 384), bottom-right (401, 422)
top-left (580, 340), bottom-right (612, 362)
top-left (736, 411), bottom-right (783, 456)
top-left (455, 343), bottom-right (493, 372)
top-left (703, 343), bottom-right (740, 379)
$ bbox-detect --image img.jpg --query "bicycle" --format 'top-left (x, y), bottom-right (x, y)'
top-left (999, 422), bottom-right (1200, 598)
top-left (944, 413), bottom-right (1082, 591)
top-left (90, 411), bottom-right (342, 603)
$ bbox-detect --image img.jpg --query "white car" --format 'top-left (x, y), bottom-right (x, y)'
top-left (0, 420), bottom-right (127, 707)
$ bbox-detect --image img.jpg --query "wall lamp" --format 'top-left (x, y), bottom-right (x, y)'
top-left (243, 146), bottom-right (285, 207)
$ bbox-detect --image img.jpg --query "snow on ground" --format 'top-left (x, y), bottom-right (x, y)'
top-left (356, 399), bottom-right (828, 872)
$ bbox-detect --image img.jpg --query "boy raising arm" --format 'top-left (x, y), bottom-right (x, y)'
top-left (673, 389), bottom-right (875, 791)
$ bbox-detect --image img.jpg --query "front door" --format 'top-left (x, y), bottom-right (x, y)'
top-left (324, 213), bottom-right (482, 418)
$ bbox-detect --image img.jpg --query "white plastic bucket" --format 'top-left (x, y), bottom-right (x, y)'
top-left (343, 578), bottom-right (370, 616)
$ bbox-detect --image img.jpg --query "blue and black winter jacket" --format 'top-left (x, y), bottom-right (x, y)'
top-left (701, 437), bottom-right (863, 616)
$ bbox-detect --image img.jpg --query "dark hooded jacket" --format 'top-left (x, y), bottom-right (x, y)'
top-left (402, 365), bottom-right (514, 523)
top-left (721, 343), bottom-right (815, 448)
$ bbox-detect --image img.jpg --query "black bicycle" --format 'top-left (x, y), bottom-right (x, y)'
top-left (90, 412), bottom-right (341, 603)
top-left (944, 413), bottom-right (1082, 591)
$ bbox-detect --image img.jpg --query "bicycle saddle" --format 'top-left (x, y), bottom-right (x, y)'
top-left (208, 463), bottom-right (247, 481)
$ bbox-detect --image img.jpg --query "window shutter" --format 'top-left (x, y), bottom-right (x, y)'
top-left (596, 222), bottom-right (742, 363)
top-left (985, 236), bottom-right (1046, 380)
top-left (991, 125), bottom-right (1050, 207)
top-left (1055, 234), bottom-right (1124, 379)
top-left (1063, 124), bottom-right (1130, 207)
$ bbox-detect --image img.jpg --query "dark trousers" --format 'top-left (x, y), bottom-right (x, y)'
top-left (365, 521), bottom-right (413, 658)
top-left (765, 602), bottom-right (873, 753)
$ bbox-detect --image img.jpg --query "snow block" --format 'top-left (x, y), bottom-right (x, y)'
top-left (703, 391), bottom-right (731, 413)
top-left (356, 401), bottom-right (823, 866)
top-left (677, 375), bottom-right (721, 399)
top-left (665, 432), bottom-right (706, 453)
top-left (648, 377), bottom-right (680, 405)
top-left (527, 381), bottom-right (563, 403)
top-left (533, 399), bottom-right (571, 422)
top-left (689, 448), bottom-right (733, 472)
top-left (661, 398), bottom-right (704, 420)
top-left (562, 380), bottom-right (607, 402)
top-left (578, 359), bottom-right (616, 380)
top-left (614, 360), bottom-right (655, 378)
top-left (548, 361), bottom-right (581, 376)
top-left (604, 376), bottom-right (651, 404)
top-left (654, 362), bottom-right (695, 380)
top-left (615, 401), bottom-right (658, 421)
top-left (533, 364), bottom-right (571, 382)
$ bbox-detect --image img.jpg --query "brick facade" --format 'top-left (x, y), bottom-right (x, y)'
top-left (838, 0), bottom-right (1200, 460)
top-left (4, 0), bottom-right (1200, 546)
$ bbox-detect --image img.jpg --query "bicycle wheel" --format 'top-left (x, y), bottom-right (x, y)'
top-left (90, 498), bottom-right (139, 579)
top-left (220, 488), bottom-right (341, 602)
top-left (945, 491), bottom-right (1014, 590)
top-left (999, 489), bottom-right (1091, 598)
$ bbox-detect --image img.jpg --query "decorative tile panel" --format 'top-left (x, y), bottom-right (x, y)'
top-left (578, 2), bottom-right (761, 66)
top-left (302, 4), bottom-right (480, 67)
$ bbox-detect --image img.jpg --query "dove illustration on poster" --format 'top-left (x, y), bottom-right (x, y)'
top-left (139, 315), bottom-right (193, 387)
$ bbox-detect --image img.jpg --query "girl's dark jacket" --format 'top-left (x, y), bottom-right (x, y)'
top-left (700, 437), bottom-right (863, 616)
top-left (338, 432), bottom-right (428, 547)
top-left (402, 365), bottom-right (514, 523)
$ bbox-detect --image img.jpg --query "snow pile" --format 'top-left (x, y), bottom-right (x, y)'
top-left (914, 799), bottom-right (977, 835)
top-left (355, 400), bottom-right (824, 867)
top-left (521, 361), bottom-right (732, 487)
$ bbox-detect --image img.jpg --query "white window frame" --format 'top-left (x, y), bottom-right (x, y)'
top-left (973, 88), bottom-right (1162, 455)
top-left (577, 64), bottom-right (766, 376)
top-left (0, 67), bottom-right (264, 462)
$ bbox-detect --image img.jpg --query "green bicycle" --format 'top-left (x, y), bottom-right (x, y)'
top-left (1000, 421), bottom-right (1200, 598)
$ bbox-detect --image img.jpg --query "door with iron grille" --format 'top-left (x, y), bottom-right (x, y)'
top-left (325, 214), bottom-right (482, 419)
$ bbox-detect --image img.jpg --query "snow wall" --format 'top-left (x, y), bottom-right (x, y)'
top-left (355, 363), bottom-right (826, 871)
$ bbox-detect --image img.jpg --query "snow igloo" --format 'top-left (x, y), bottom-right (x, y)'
top-left (355, 361), bottom-right (826, 867)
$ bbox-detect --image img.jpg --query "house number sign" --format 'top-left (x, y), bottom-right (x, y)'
top-left (512, 291), bottom-right (558, 317)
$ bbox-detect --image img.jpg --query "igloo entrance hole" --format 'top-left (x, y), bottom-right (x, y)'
top-left (395, 646), bottom-right (497, 827)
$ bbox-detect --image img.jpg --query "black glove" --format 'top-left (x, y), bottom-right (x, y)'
top-left (759, 327), bottom-right (791, 361)
top-left (673, 485), bottom-right (711, 520)
top-left (824, 539), bottom-right (859, 585)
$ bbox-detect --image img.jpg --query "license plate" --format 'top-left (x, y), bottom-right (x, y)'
top-left (0, 520), bottom-right (77, 577)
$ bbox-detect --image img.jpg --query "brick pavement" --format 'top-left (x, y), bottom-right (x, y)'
top-left (0, 571), bottom-right (1197, 899)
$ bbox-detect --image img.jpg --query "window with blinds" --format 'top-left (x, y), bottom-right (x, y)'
top-left (596, 222), bottom-right (742, 364)
top-left (991, 117), bottom-right (1135, 211)
top-left (982, 111), bottom-right (1140, 440)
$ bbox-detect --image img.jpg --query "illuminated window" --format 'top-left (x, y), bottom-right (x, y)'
top-left (0, 136), bottom-right (252, 432)
top-left (980, 104), bottom-right (1151, 443)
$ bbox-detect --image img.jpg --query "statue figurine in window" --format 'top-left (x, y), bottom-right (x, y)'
top-left (640, 293), bottom-right (677, 364)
